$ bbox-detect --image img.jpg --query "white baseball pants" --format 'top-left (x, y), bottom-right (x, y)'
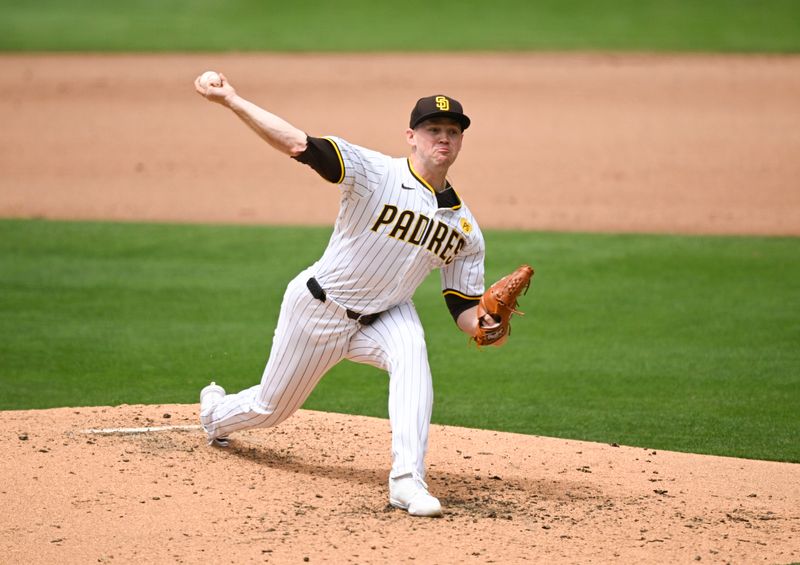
top-left (201, 267), bottom-right (434, 480)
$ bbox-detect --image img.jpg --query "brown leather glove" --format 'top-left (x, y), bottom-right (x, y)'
top-left (473, 265), bottom-right (534, 347)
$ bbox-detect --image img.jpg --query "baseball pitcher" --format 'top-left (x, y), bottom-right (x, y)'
top-left (194, 72), bottom-right (533, 517)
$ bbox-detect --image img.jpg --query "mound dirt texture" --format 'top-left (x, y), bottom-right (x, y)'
top-left (1, 53), bottom-right (799, 564)
top-left (3, 404), bottom-right (799, 564)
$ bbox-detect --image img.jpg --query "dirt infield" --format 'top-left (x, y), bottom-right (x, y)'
top-left (1, 53), bottom-right (799, 563)
top-left (3, 404), bottom-right (799, 564)
top-left (1, 53), bottom-right (799, 234)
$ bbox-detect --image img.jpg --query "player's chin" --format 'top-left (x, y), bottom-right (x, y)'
top-left (433, 152), bottom-right (456, 166)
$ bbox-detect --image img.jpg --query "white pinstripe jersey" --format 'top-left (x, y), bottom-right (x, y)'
top-left (312, 136), bottom-right (485, 315)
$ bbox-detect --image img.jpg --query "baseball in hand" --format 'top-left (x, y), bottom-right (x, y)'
top-left (198, 70), bottom-right (222, 89)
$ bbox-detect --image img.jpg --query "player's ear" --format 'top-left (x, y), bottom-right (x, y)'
top-left (405, 128), bottom-right (416, 147)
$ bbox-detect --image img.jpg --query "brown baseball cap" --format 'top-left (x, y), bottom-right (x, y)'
top-left (409, 95), bottom-right (471, 131)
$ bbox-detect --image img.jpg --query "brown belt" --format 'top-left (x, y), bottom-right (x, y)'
top-left (306, 277), bottom-right (382, 326)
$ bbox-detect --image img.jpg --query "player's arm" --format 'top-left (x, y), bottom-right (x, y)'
top-left (443, 241), bottom-right (518, 346)
top-left (441, 238), bottom-right (490, 338)
top-left (194, 72), bottom-right (343, 183)
top-left (443, 292), bottom-right (479, 333)
top-left (194, 72), bottom-right (307, 156)
top-left (447, 295), bottom-right (506, 344)
top-left (456, 304), bottom-right (481, 335)
top-left (292, 137), bottom-right (344, 184)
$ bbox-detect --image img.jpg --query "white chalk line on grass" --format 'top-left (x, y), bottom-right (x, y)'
top-left (82, 425), bottom-right (203, 435)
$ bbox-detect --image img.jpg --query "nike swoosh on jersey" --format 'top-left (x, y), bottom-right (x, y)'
top-left (401, 183), bottom-right (416, 190)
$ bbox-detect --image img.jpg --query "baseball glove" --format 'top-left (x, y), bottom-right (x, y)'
top-left (472, 264), bottom-right (534, 347)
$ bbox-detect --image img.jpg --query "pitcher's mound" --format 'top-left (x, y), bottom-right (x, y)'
top-left (3, 404), bottom-right (798, 563)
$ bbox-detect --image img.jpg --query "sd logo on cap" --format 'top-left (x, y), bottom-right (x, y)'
top-left (409, 95), bottom-right (470, 131)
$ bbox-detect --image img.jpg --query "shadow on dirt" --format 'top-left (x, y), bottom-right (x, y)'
top-left (221, 438), bottom-right (610, 521)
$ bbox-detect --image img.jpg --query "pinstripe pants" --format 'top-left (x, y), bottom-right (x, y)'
top-left (201, 267), bottom-right (434, 480)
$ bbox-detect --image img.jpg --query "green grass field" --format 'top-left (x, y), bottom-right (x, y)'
top-left (1, 219), bottom-right (797, 462)
top-left (1, 0), bottom-right (797, 504)
top-left (1, 0), bottom-right (799, 52)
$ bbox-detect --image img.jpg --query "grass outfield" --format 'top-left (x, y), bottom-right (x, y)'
top-left (1, 0), bottom-right (799, 53)
top-left (0, 219), bottom-right (798, 462)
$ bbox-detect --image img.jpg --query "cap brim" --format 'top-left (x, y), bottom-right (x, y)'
top-left (411, 111), bottom-right (471, 131)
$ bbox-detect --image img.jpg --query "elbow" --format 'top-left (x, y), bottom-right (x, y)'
top-left (286, 134), bottom-right (308, 157)
top-left (287, 142), bottom-right (307, 157)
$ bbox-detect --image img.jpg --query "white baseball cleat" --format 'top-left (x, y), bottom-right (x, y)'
top-left (199, 381), bottom-right (229, 447)
top-left (389, 474), bottom-right (443, 517)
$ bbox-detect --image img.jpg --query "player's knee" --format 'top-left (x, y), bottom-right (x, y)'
top-left (389, 333), bottom-right (429, 370)
top-left (247, 402), bottom-right (283, 428)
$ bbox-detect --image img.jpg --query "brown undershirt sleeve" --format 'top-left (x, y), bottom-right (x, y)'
top-left (292, 136), bottom-right (344, 184)
top-left (444, 292), bottom-right (480, 323)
